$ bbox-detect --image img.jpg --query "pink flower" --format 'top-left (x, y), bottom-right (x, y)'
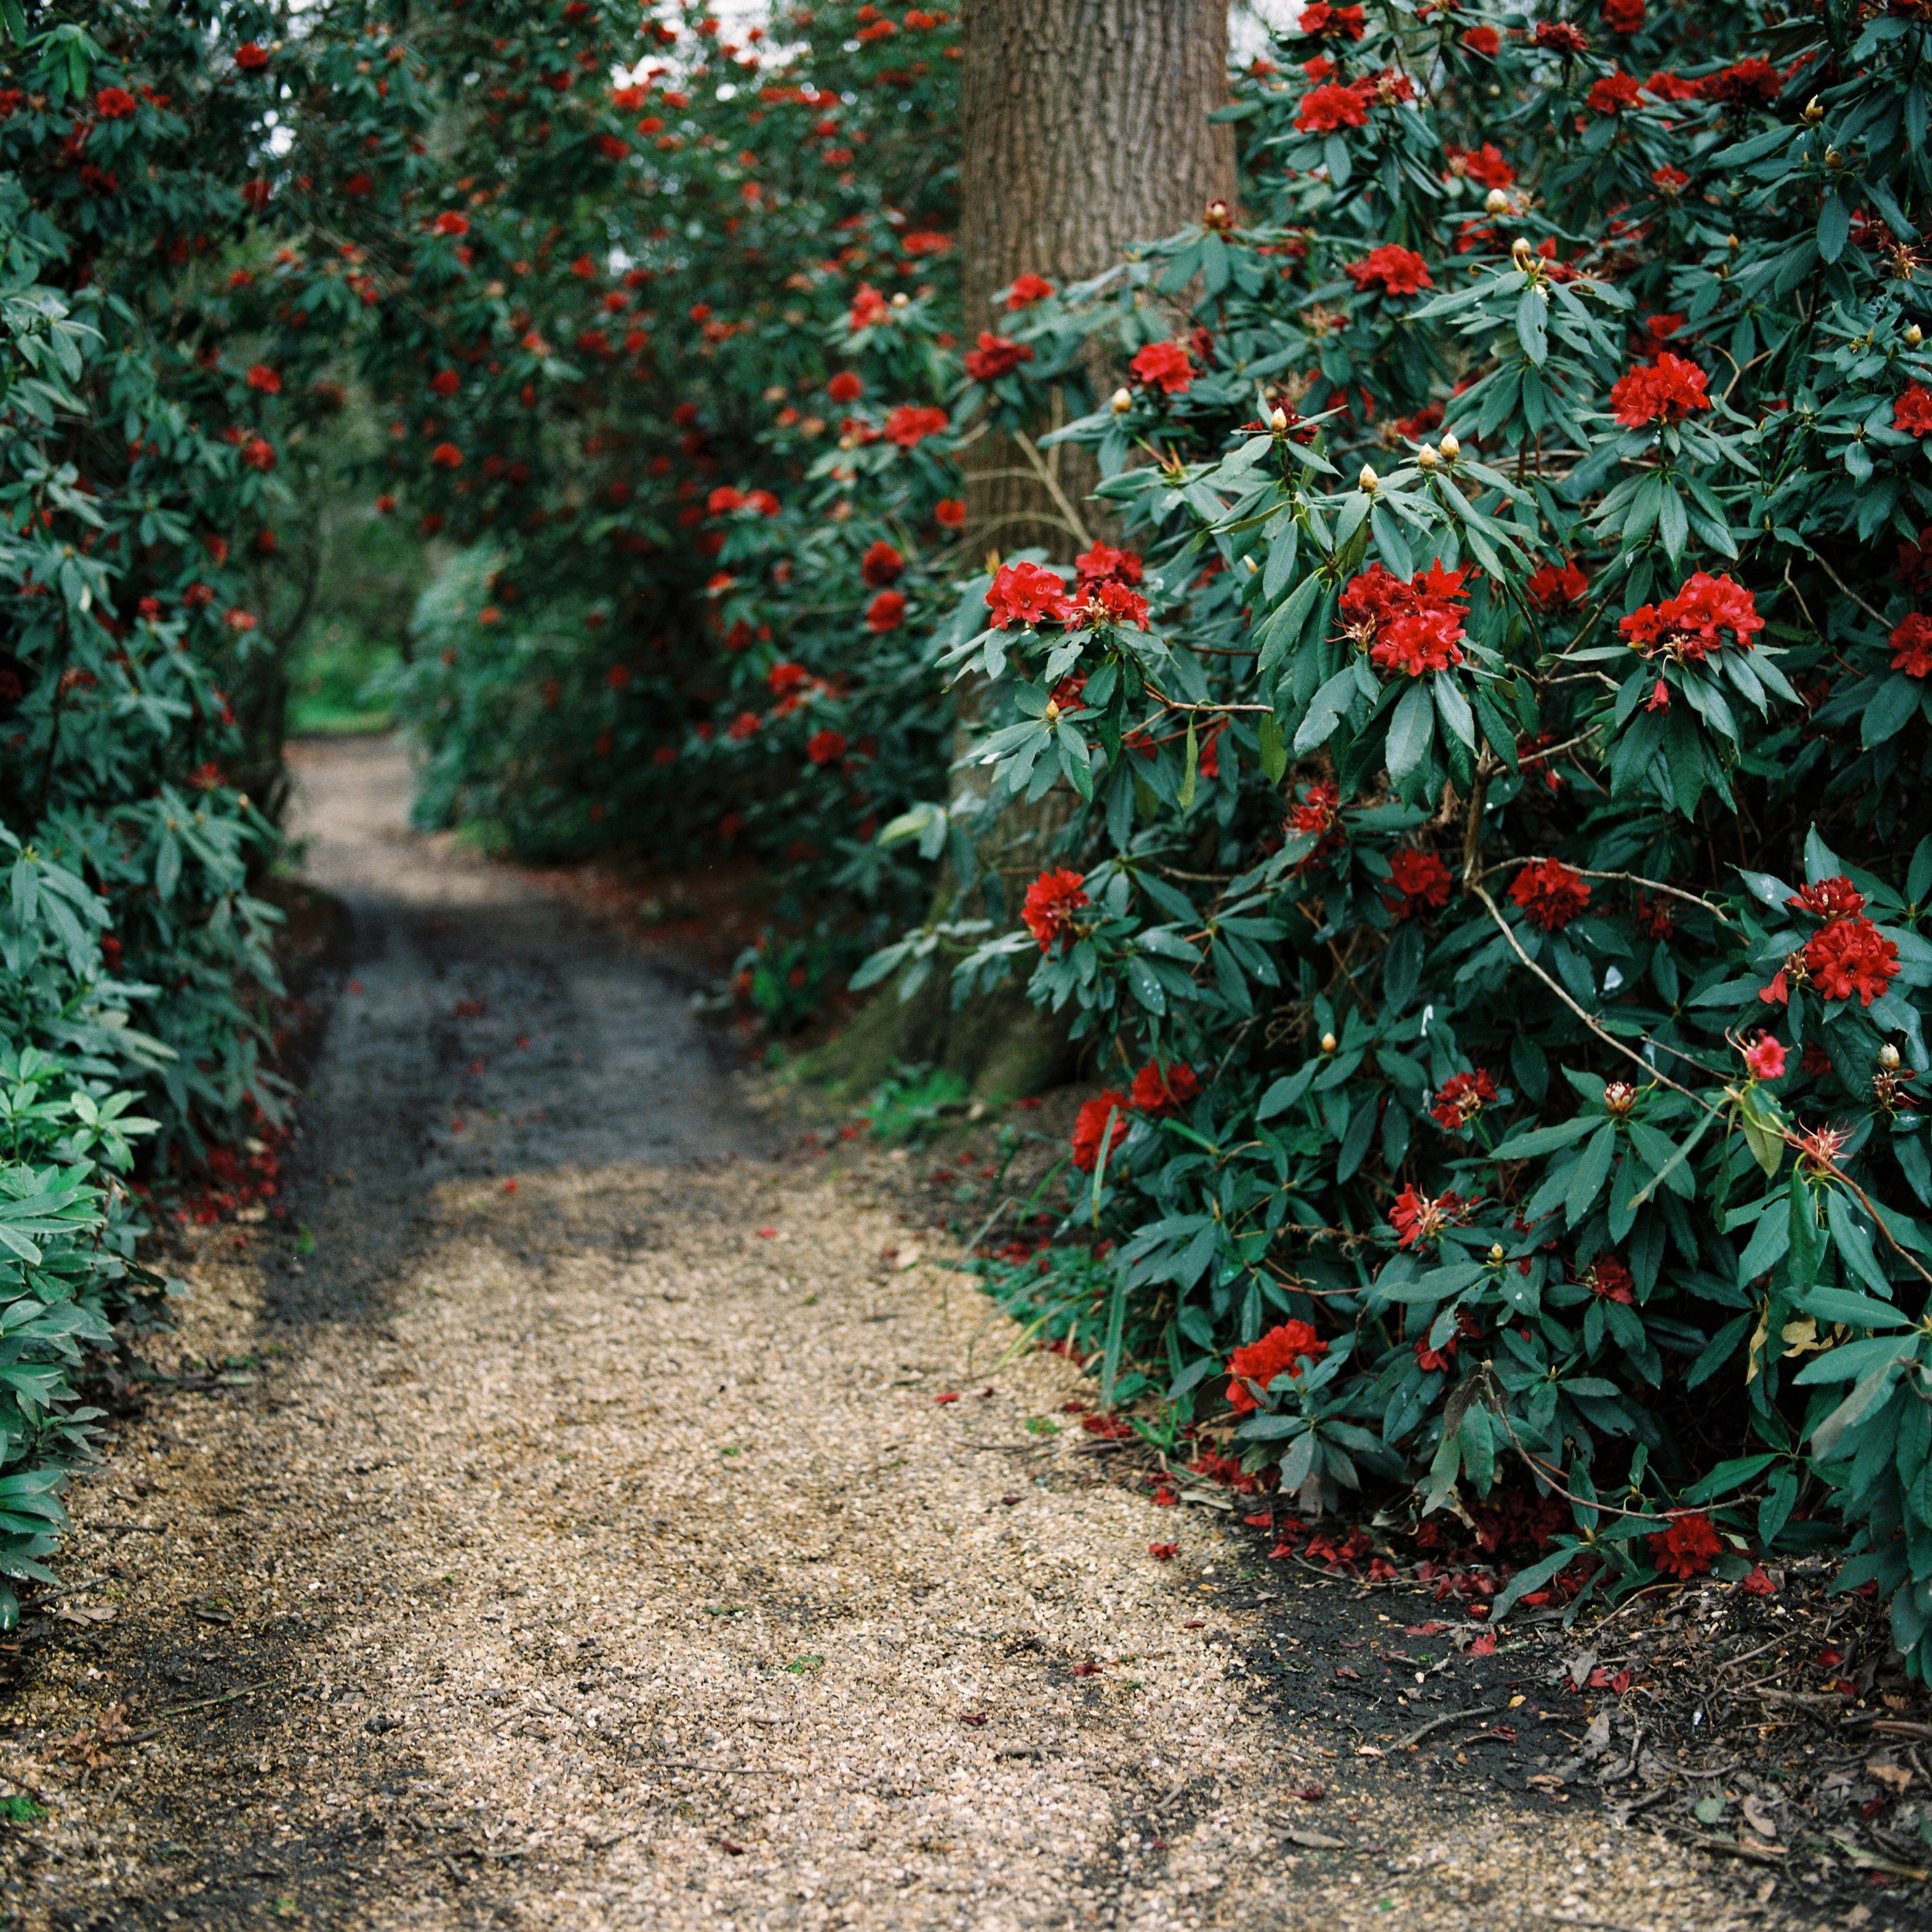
top-left (1742, 1035), bottom-right (1787, 1081)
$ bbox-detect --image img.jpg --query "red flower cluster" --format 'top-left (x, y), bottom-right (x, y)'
top-left (1509, 857), bottom-right (1591, 932)
top-left (1345, 244), bottom-right (1433, 297)
top-left (1022, 868), bottom-right (1089, 951)
top-left (1702, 58), bottom-right (1781, 107)
top-left (1430, 1069), bottom-right (1497, 1134)
top-left (1896, 385), bottom-right (1932, 437)
top-left (826, 369), bottom-right (863, 403)
top-left (1618, 571), bottom-right (1763, 664)
top-left (1226, 1321), bottom-right (1329, 1413)
top-left (1129, 341), bottom-right (1194, 395)
top-left (1647, 1510), bottom-right (1723, 1580)
top-left (963, 332), bottom-right (1032, 383)
top-left (1446, 143), bottom-right (1514, 189)
top-left (1390, 1186), bottom-right (1471, 1249)
top-left (986, 560), bottom-right (1074, 631)
top-left (1533, 22), bottom-right (1590, 55)
top-left (1076, 543), bottom-right (1143, 590)
top-left (1608, 352), bottom-right (1710, 427)
top-left (861, 540), bottom-right (904, 586)
top-left (1070, 1091), bottom-right (1129, 1172)
top-left (806, 729), bottom-right (847, 765)
top-left (1340, 560), bottom-right (1470, 677)
top-left (95, 86), bottom-right (138, 119)
top-left (1005, 273), bottom-right (1053, 309)
top-left (865, 588), bottom-right (906, 631)
top-left (1526, 560), bottom-right (1588, 611)
top-left (883, 404), bottom-right (949, 449)
top-left (1129, 1061), bottom-right (1200, 1116)
top-left (1587, 72), bottom-right (1641, 114)
top-left (1803, 913), bottom-right (1899, 1006)
top-left (1294, 2), bottom-right (1365, 38)
top-left (1295, 80), bottom-right (1371, 133)
top-left (1387, 848), bottom-right (1452, 917)
top-left (1892, 613), bottom-right (1932, 679)
top-left (1604, 0), bottom-right (1645, 30)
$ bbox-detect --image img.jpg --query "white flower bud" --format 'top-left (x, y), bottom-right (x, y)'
top-left (1485, 188), bottom-right (1510, 215)
top-left (1438, 430), bottom-right (1461, 460)
top-left (1111, 386), bottom-right (1133, 414)
top-left (1359, 463), bottom-right (1379, 494)
top-left (1910, 324), bottom-right (1924, 348)
top-left (1417, 444), bottom-right (1439, 470)
top-left (1270, 406), bottom-right (1287, 432)
top-left (1511, 236), bottom-right (1534, 267)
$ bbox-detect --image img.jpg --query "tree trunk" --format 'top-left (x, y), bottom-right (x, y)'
top-left (808, 0), bottom-right (1233, 1105)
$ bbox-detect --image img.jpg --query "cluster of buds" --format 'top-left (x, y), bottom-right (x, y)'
top-left (1414, 430), bottom-right (1460, 470)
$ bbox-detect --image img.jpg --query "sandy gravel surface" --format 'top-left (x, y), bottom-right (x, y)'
top-left (0, 738), bottom-right (1863, 1930)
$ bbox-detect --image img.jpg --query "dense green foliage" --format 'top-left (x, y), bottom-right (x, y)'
top-left (866, 1), bottom-right (1932, 1658)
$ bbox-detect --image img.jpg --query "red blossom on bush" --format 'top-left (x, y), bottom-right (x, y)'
top-left (1648, 1511), bottom-right (1723, 1580)
top-left (94, 87), bottom-right (138, 120)
top-left (1390, 1186), bottom-right (1470, 1248)
top-left (1341, 560), bottom-right (1470, 676)
top-left (1509, 858), bottom-right (1591, 931)
top-left (1526, 560), bottom-right (1588, 610)
top-left (1609, 352), bottom-right (1710, 427)
top-left (245, 363), bottom-right (281, 394)
top-left (1387, 848), bottom-right (1453, 917)
top-left (1070, 1091), bottom-right (1130, 1172)
top-left (805, 729), bottom-right (847, 766)
top-left (1618, 572), bottom-right (1763, 663)
top-left (1604, 0), bottom-right (1645, 30)
top-left (1893, 614), bottom-right (1932, 678)
top-left (1296, 2), bottom-right (1366, 38)
top-left (1022, 868), bottom-right (1089, 951)
top-left (1345, 243), bottom-right (1433, 296)
top-left (1463, 25), bottom-right (1501, 56)
top-left (1226, 1321), bottom-right (1328, 1413)
top-left (826, 370), bottom-right (862, 403)
top-left (1005, 273), bottom-right (1053, 309)
top-left (1804, 915), bottom-right (1900, 1005)
top-left (1130, 1061), bottom-right (1201, 1116)
top-left (849, 581), bottom-right (907, 635)
top-left (1294, 80), bottom-right (1371, 133)
top-left (1533, 22), bottom-right (1590, 56)
top-left (1447, 143), bottom-right (1514, 189)
top-left (963, 332), bottom-right (1032, 382)
top-left (430, 441), bottom-right (463, 468)
top-left (1080, 580), bottom-right (1150, 630)
top-left (986, 560), bottom-right (1074, 630)
top-left (1587, 1257), bottom-right (1636, 1304)
top-left (934, 497), bottom-right (967, 529)
top-left (883, 404), bottom-right (949, 448)
top-left (1742, 1034), bottom-right (1787, 1081)
top-left (235, 42), bottom-right (270, 70)
top-left (1895, 385), bottom-right (1932, 437)
top-left (860, 541), bottom-right (904, 587)
top-left (1702, 58), bottom-right (1781, 107)
top-left (1129, 340), bottom-right (1194, 394)
top-left (1430, 1069), bottom-right (1498, 1133)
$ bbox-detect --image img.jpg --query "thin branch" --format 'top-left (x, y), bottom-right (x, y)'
top-left (1810, 548), bottom-right (1889, 628)
top-left (1009, 430), bottom-right (1095, 551)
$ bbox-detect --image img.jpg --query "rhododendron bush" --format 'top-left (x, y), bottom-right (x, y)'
top-left (857, 0), bottom-right (1932, 1668)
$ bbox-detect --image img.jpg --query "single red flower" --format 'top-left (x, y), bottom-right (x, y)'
top-left (1075, 543), bottom-right (1145, 589)
top-left (865, 588), bottom-right (906, 632)
top-left (1651, 164), bottom-right (1690, 196)
top-left (806, 729), bottom-right (848, 766)
top-left (1148, 1543), bottom-right (1179, 1560)
top-left (1129, 341), bottom-right (1194, 394)
top-left (1346, 243), bottom-right (1433, 296)
top-left (1609, 352), bottom-right (1710, 427)
top-left (1388, 848), bottom-right (1453, 917)
top-left (431, 209), bottom-right (470, 236)
top-left (430, 441), bottom-right (463, 469)
top-left (1647, 1511), bottom-right (1722, 1580)
top-left (1080, 580), bottom-right (1151, 630)
top-left (1226, 1321), bottom-right (1328, 1413)
top-left (235, 42), bottom-right (270, 70)
top-left (1446, 143), bottom-right (1515, 189)
top-left (1584, 1256), bottom-right (1636, 1303)
top-left (1463, 25), bottom-right (1501, 56)
top-left (963, 332), bottom-right (1032, 383)
top-left (1430, 1069), bottom-right (1498, 1134)
top-left (1389, 1186), bottom-right (1469, 1249)
top-left (1295, 2), bottom-right (1366, 38)
top-left (1604, 0), bottom-right (1645, 29)
top-left (1893, 613), bottom-right (1932, 678)
top-left (1022, 869), bottom-right (1090, 951)
top-left (1742, 1035), bottom-right (1787, 1081)
top-left (1804, 915), bottom-right (1900, 1006)
top-left (1005, 273), bottom-right (1053, 309)
top-left (1071, 1091), bottom-right (1130, 1172)
top-left (934, 497), bottom-right (967, 529)
top-left (245, 363), bottom-right (281, 394)
top-left (826, 370), bottom-right (863, 403)
top-left (1509, 858), bottom-right (1591, 932)
top-left (861, 541), bottom-right (904, 587)
top-left (94, 86), bottom-right (138, 119)
top-left (1130, 1062), bottom-right (1201, 1117)
top-left (986, 560), bottom-right (1074, 630)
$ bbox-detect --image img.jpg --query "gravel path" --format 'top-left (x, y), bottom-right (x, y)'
top-left (0, 738), bottom-right (1821, 1930)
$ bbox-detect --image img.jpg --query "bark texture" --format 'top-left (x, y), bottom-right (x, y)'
top-left (959, 0), bottom-right (1235, 560)
top-left (812, 0), bottom-right (1232, 1103)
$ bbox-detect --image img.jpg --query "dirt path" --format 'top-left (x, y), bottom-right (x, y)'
top-left (0, 738), bottom-right (1837, 1930)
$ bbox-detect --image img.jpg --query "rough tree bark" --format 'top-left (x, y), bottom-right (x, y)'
top-left (810, 0), bottom-right (1233, 1104)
